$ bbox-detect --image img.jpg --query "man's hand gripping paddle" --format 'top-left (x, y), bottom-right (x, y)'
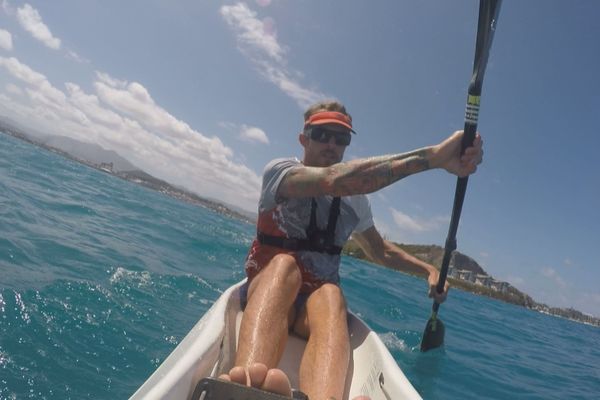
top-left (420, 0), bottom-right (502, 352)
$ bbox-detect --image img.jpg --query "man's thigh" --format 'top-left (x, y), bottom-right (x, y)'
top-left (292, 283), bottom-right (348, 339)
top-left (246, 253), bottom-right (303, 329)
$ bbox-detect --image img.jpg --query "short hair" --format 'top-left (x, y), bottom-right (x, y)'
top-left (303, 100), bottom-right (351, 122)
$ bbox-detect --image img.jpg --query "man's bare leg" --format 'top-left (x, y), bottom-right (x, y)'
top-left (236, 253), bottom-right (301, 367)
top-left (294, 283), bottom-right (356, 400)
top-left (221, 254), bottom-right (301, 394)
top-left (223, 258), bottom-right (369, 399)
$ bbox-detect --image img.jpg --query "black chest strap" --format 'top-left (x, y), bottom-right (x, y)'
top-left (257, 197), bottom-right (342, 255)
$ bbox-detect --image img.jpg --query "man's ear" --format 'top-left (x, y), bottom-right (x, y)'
top-left (299, 132), bottom-right (308, 147)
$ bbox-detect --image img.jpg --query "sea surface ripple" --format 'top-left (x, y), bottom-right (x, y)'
top-left (1, 133), bottom-right (599, 399)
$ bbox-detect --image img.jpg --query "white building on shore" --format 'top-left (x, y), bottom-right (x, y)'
top-left (491, 280), bottom-right (509, 293)
top-left (475, 274), bottom-right (493, 287)
top-left (448, 267), bottom-right (509, 294)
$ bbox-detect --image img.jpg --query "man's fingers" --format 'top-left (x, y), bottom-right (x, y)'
top-left (428, 282), bottom-right (450, 302)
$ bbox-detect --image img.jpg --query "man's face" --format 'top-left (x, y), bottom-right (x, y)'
top-left (300, 123), bottom-right (351, 167)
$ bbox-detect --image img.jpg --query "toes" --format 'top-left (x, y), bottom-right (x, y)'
top-left (228, 366), bottom-right (248, 385)
top-left (262, 368), bottom-right (292, 397)
top-left (221, 364), bottom-right (292, 398)
top-left (247, 363), bottom-right (268, 388)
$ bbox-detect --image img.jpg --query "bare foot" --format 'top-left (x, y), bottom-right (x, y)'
top-left (220, 364), bottom-right (371, 400)
top-left (219, 362), bottom-right (292, 397)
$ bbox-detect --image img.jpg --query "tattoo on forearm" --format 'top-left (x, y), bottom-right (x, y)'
top-left (284, 148), bottom-right (432, 198)
top-left (329, 148), bottom-right (431, 195)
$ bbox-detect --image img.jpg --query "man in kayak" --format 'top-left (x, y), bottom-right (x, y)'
top-left (221, 100), bottom-right (483, 399)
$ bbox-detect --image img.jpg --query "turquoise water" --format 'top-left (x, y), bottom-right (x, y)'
top-left (1, 132), bottom-right (599, 400)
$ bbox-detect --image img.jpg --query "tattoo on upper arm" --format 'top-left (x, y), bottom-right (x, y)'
top-left (281, 166), bottom-right (328, 198)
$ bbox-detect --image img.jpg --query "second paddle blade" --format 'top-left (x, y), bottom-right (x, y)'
top-left (420, 315), bottom-right (445, 352)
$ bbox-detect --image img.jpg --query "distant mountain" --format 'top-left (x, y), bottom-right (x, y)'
top-left (1, 116), bottom-right (139, 172)
top-left (390, 243), bottom-right (487, 275)
top-left (0, 115), bottom-right (48, 139)
top-left (115, 170), bottom-right (255, 224)
top-left (41, 136), bottom-right (139, 172)
top-left (1, 117), bottom-right (254, 223)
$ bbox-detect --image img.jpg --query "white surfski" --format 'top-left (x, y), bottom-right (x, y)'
top-left (131, 280), bottom-right (422, 400)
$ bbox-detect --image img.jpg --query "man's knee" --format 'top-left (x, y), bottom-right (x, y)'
top-left (311, 284), bottom-right (347, 316)
top-left (270, 253), bottom-right (302, 287)
top-left (253, 253), bottom-right (302, 294)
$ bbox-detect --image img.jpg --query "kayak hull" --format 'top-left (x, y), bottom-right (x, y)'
top-left (131, 280), bottom-right (422, 400)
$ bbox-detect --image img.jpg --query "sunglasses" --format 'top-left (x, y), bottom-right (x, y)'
top-left (305, 126), bottom-right (352, 146)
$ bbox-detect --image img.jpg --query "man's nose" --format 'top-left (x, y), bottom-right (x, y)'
top-left (326, 136), bottom-right (338, 147)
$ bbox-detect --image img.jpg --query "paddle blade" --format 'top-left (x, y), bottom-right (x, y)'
top-left (420, 314), bottom-right (445, 352)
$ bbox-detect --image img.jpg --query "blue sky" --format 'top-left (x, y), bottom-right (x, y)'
top-left (1, 0), bottom-right (599, 317)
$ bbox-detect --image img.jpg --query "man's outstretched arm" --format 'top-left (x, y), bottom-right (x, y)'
top-left (279, 131), bottom-right (482, 199)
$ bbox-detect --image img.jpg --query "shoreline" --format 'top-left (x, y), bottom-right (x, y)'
top-left (342, 241), bottom-right (600, 328)
top-left (2, 127), bottom-right (598, 327)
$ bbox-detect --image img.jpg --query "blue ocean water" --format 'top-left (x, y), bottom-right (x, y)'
top-left (1, 132), bottom-right (599, 400)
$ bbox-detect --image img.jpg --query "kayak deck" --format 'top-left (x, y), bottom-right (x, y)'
top-left (131, 281), bottom-right (422, 399)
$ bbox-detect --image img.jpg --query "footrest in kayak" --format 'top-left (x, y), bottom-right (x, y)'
top-left (191, 377), bottom-right (308, 400)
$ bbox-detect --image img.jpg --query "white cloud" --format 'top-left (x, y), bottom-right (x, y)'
top-left (0, 29), bottom-right (12, 50)
top-left (563, 258), bottom-right (573, 267)
top-left (240, 124), bottom-right (269, 144)
top-left (1, 0), bottom-right (14, 15)
top-left (92, 73), bottom-right (262, 208)
top-left (0, 56), bottom-right (50, 86)
top-left (258, 59), bottom-right (326, 107)
top-left (221, 2), bottom-right (284, 62)
top-left (16, 4), bottom-right (61, 50)
top-left (541, 267), bottom-right (568, 289)
top-left (96, 71), bottom-right (128, 88)
top-left (532, 268), bottom-right (600, 317)
top-left (66, 49), bottom-right (89, 64)
top-left (389, 207), bottom-right (448, 233)
top-left (0, 57), bottom-right (262, 211)
top-left (390, 208), bottom-right (427, 232)
top-left (5, 83), bottom-right (22, 96)
top-left (220, 2), bottom-right (327, 108)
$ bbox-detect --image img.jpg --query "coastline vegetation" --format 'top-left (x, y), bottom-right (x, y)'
top-left (343, 239), bottom-right (600, 327)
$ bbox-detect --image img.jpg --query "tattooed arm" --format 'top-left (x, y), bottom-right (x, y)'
top-left (280, 148), bottom-right (434, 198)
top-left (279, 130), bottom-right (483, 198)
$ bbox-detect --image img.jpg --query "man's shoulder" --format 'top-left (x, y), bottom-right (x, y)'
top-left (263, 157), bottom-right (300, 174)
top-left (345, 193), bottom-right (371, 208)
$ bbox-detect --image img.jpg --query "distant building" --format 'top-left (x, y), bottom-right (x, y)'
top-left (491, 280), bottom-right (509, 293)
top-left (99, 162), bottom-right (113, 172)
top-left (457, 270), bottom-right (475, 283)
top-left (475, 274), bottom-right (493, 287)
top-left (448, 266), bottom-right (458, 278)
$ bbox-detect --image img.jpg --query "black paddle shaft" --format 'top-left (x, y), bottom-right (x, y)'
top-left (433, 0), bottom-right (502, 311)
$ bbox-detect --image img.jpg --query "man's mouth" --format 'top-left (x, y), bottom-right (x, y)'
top-left (321, 150), bottom-right (337, 158)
